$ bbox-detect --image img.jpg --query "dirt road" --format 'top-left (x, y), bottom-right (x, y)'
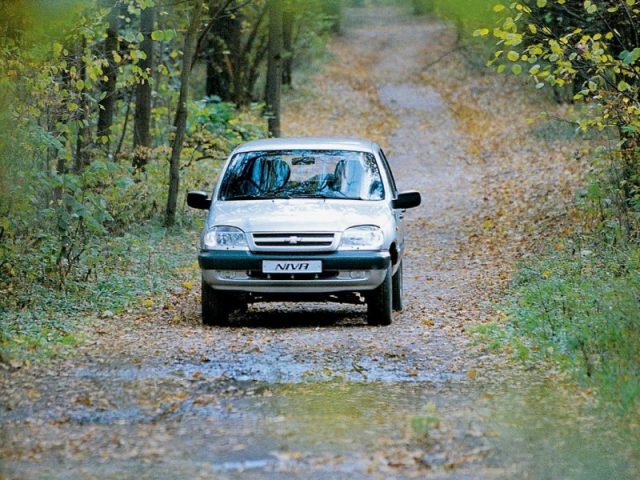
top-left (1, 7), bottom-right (637, 479)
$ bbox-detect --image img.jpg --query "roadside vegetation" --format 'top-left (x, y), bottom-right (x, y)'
top-left (0, 0), bottom-right (341, 363)
top-left (415, 0), bottom-right (639, 410)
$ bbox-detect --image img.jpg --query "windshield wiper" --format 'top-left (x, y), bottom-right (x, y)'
top-left (263, 187), bottom-right (290, 199)
top-left (226, 194), bottom-right (266, 200)
top-left (295, 194), bottom-right (333, 199)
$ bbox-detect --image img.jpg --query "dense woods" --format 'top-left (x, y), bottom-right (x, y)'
top-left (0, 0), bottom-right (341, 357)
top-left (1, 0), bottom-right (638, 409)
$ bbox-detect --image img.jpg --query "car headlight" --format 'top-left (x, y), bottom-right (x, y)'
top-left (339, 225), bottom-right (384, 250)
top-left (203, 226), bottom-right (248, 250)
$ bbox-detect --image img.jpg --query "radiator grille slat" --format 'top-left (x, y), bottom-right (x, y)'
top-left (251, 232), bottom-right (336, 251)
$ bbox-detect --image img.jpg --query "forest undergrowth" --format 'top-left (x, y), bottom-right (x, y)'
top-left (419, 0), bottom-right (640, 413)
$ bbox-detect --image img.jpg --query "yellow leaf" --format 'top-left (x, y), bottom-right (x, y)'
top-left (142, 298), bottom-right (153, 307)
top-left (182, 281), bottom-right (193, 290)
top-left (467, 368), bottom-right (478, 380)
top-left (27, 388), bottom-right (40, 399)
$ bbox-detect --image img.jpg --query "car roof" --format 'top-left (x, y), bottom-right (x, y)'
top-left (232, 137), bottom-right (380, 155)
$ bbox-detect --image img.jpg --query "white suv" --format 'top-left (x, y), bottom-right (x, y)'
top-left (187, 137), bottom-right (421, 326)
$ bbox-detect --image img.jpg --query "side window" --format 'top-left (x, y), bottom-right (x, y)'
top-left (378, 149), bottom-right (398, 197)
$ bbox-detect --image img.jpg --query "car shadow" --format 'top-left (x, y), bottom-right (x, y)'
top-left (226, 303), bottom-right (369, 329)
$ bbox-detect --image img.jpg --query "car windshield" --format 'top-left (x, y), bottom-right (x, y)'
top-left (218, 149), bottom-right (385, 201)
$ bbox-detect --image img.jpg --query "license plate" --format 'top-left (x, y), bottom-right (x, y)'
top-left (262, 260), bottom-right (322, 274)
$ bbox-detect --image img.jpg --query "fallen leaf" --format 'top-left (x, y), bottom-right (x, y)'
top-left (75, 395), bottom-right (92, 407)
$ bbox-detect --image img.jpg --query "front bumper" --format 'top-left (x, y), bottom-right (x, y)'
top-left (199, 250), bottom-right (390, 293)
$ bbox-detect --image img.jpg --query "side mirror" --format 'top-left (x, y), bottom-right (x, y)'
top-left (187, 191), bottom-right (212, 210)
top-left (392, 191), bottom-right (421, 209)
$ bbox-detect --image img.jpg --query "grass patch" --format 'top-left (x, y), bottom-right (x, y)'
top-left (0, 220), bottom-right (201, 365)
top-left (477, 237), bottom-right (640, 412)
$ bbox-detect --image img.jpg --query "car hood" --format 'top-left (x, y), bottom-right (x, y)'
top-left (208, 199), bottom-right (392, 233)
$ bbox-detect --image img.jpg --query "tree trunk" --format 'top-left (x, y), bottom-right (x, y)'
top-left (165, 1), bottom-right (202, 228)
top-left (237, 4), bottom-right (267, 104)
top-left (265, 0), bottom-right (283, 137)
top-left (247, 40), bottom-right (268, 101)
top-left (205, 3), bottom-right (240, 102)
top-left (133, 5), bottom-right (154, 170)
top-left (282, 3), bottom-right (293, 86)
top-left (96, 0), bottom-right (119, 153)
top-left (115, 87), bottom-right (134, 159)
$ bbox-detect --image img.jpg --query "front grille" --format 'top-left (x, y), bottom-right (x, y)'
top-left (248, 270), bottom-right (339, 280)
top-left (251, 232), bottom-right (336, 251)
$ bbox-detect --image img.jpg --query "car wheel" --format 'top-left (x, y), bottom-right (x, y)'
top-left (392, 260), bottom-right (403, 312)
top-left (231, 293), bottom-right (249, 314)
top-left (366, 267), bottom-right (393, 326)
top-left (201, 279), bottom-right (229, 326)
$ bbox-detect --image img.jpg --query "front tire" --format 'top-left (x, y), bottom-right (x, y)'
top-left (201, 279), bottom-right (229, 326)
top-left (392, 260), bottom-right (403, 312)
top-left (366, 267), bottom-right (393, 326)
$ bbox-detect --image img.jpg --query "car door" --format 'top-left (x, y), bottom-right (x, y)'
top-left (378, 148), bottom-right (405, 260)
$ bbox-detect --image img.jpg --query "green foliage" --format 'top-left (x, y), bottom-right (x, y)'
top-left (410, 0), bottom-right (434, 15)
top-left (437, 0), bottom-right (640, 412)
top-left (0, 99), bottom-right (263, 301)
top-left (287, 1), bottom-right (338, 69)
top-left (501, 237), bottom-right (640, 410)
top-left (487, 151), bottom-right (640, 410)
top-left (406, 0), bottom-right (498, 69)
top-left (186, 97), bottom-right (267, 162)
top-left (481, 1), bottom-right (639, 199)
top-left (0, 0), bottom-right (275, 361)
top-left (0, 224), bottom-right (199, 363)
top-left (430, 0), bottom-right (494, 32)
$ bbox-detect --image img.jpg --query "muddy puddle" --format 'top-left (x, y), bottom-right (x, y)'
top-left (2, 379), bottom-right (637, 479)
